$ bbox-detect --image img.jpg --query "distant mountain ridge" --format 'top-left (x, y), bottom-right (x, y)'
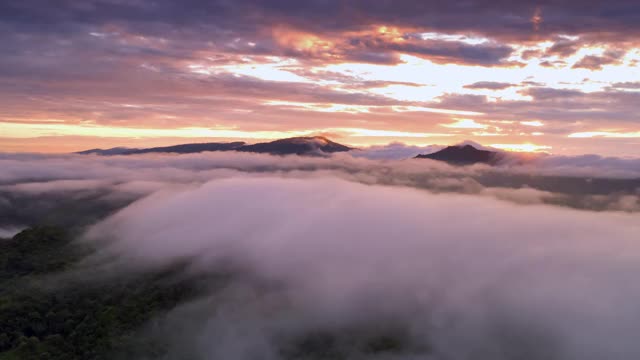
top-left (415, 144), bottom-right (502, 165)
top-left (77, 136), bottom-right (352, 156)
top-left (79, 137), bottom-right (511, 164)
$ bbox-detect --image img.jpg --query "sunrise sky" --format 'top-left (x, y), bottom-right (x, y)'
top-left (1, 1), bottom-right (640, 155)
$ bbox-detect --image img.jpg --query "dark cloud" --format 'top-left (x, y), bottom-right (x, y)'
top-left (523, 87), bottom-right (585, 100)
top-left (545, 39), bottom-right (581, 57)
top-left (464, 81), bottom-right (517, 90)
top-left (1, 1), bottom-right (638, 74)
top-left (0, 0), bottom-right (522, 73)
top-left (434, 88), bottom-right (640, 144)
top-left (386, 39), bottom-right (515, 66)
top-left (610, 82), bottom-right (640, 89)
top-left (539, 60), bottom-right (567, 68)
top-left (572, 50), bottom-right (626, 70)
top-left (521, 49), bottom-right (543, 60)
top-left (521, 80), bottom-right (546, 87)
top-left (3, 1), bottom-right (640, 40)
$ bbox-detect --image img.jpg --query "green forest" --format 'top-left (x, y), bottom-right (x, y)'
top-left (0, 227), bottom-right (414, 360)
top-left (0, 227), bottom-right (199, 360)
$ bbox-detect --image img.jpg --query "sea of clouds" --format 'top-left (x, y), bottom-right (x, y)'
top-left (2, 149), bottom-right (640, 359)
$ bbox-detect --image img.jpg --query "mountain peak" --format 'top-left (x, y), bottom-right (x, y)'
top-left (271, 136), bottom-right (329, 144)
top-left (453, 140), bottom-right (497, 151)
top-left (415, 142), bottom-right (501, 165)
top-left (238, 136), bottom-right (352, 155)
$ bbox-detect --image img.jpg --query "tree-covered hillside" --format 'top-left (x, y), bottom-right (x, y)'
top-left (0, 227), bottom-right (199, 360)
top-left (0, 227), bottom-right (422, 360)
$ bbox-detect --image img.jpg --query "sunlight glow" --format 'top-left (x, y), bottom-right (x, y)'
top-left (272, 26), bottom-right (335, 54)
top-left (490, 143), bottom-right (552, 152)
top-left (0, 122), bottom-right (308, 140)
top-left (0, 121), bottom-right (461, 143)
top-left (392, 106), bottom-right (484, 116)
top-left (335, 128), bottom-right (455, 138)
top-left (568, 131), bottom-right (640, 138)
top-left (420, 32), bottom-right (489, 45)
top-left (441, 119), bottom-right (489, 129)
top-left (521, 121), bottom-right (544, 127)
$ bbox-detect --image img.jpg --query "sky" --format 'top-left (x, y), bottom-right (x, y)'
top-left (1, 0), bottom-right (640, 155)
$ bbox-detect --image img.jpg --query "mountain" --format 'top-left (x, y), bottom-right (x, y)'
top-left (77, 147), bottom-right (140, 156)
top-left (237, 136), bottom-right (352, 155)
top-left (415, 144), bottom-right (501, 165)
top-left (78, 142), bottom-right (246, 156)
top-left (128, 142), bottom-right (246, 155)
top-left (77, 136), bottom-right (351, 156)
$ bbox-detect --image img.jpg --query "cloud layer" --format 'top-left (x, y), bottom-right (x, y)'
top-left (1, 151), bottom-right (639, 232)
top-left (81, 175), bottom-right (640, 360)
top-left (1, 149), bottom-right (639, 358)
